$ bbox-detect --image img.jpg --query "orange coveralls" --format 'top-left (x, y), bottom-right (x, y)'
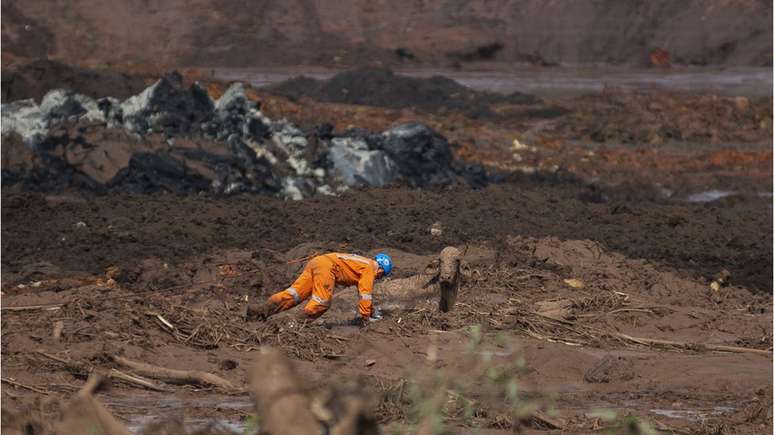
top-left (266, 253), bottom-right (380, 319)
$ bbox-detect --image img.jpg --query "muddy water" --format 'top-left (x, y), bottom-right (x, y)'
top-left (102, 394), bottom-right (252, 433)
top-left (212, 66), bottom-right (772, 97)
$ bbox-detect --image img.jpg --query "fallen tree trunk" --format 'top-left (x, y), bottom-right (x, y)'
top-left (250, 347), bottom-right (322, 435)
top-left (112, 355), bottom-right (237, 391)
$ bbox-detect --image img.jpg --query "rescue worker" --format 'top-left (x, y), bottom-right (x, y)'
top-left (247, 252), bottom-right (393, 325)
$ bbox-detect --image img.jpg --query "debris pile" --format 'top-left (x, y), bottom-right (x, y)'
top-left (1, 73), bottom-right (485, 198)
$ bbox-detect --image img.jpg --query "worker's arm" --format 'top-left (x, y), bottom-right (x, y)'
top-left (357, 267), bottom-right (376, 319)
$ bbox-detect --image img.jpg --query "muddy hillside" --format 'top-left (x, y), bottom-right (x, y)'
top-left (2, 0), bottom-right (772, 69)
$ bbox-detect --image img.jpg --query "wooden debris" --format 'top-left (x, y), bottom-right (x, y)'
top-left (614, 333), bottom-right (772, 356)
top-left (250, 347), bottom-right (322, 435)
top-left (528, 410), bottom-right (566, 430)
top-left (112, 355), bottom-right (237, 391)
top-left (108, 369), bottom-right (167, 392)
top-left (35, 350), bottom-right (90, 375)
top-left (563, 278), bottom-right (585, 288)
top-left (53, 320), bottom-right (65, 340)
top-left (1, 378), bottom-right (50, 395)
top-left (2, 303), bottom-right (63, 312)
top-left (438, 246), bottom-right (462, 312)
top-left (535, 299), bottom-right (573, 320)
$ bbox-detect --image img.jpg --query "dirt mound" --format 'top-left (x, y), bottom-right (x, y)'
top-left (267, 67), bottom-right (537, 118)
top-left (1, 59), bottom-right (151, 104)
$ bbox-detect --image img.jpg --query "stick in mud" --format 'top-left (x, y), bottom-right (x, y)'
top-left (53, 320), bottom-right (65, 340)
top-left (1, 378), bottom-right (50, 395)
top-left (108, 369), bottom-right (168, 392)
top-left (111, 355), bottom-right (238, 391)
top-left (614, 333), bottom-right (773, 356)
top-left (1, 303), bottom-right (63, 312)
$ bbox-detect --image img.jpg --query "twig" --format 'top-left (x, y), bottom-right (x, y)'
top-left (35, 350), bottom-right (90, 374)
top-left (614, 333), bottom-right (772, 356)
top-left (108, 369), bottom-right (167, 392)
top-left (2, 303), bottom-right (63, 312)
top-left (1, 378), bottom-right (49, 394)
top-left (606, 308), bottom-right (655, 316)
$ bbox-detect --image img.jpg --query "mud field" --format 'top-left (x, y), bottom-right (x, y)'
top-left (2, 181), bottom-right (772, 433)
top-left (1, 62), bottom-right (773, 434)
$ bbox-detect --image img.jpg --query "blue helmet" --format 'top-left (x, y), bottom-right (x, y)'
top-left (375, 253), bottom-right (393, 276)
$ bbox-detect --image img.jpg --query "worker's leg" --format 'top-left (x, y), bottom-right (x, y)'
top-left (302, 259), bottom-right (336, 319)
top-left (263, 266), bottom-right (314, 316)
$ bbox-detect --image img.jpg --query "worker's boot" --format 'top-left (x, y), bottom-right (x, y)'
top-left (245, 303), bottom-right (271, 321)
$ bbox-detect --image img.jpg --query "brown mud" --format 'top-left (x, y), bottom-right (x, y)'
top-left (2, 61), bottom-right (773, 433)
top-left (1, 181), bottom-right (772, 433)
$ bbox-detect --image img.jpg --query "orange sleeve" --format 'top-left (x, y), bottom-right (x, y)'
top-left (357, 266), bottom-right (375, 318)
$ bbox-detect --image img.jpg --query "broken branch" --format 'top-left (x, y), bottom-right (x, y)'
top-left (1, 378), bottom-right (49, 395)
top-left (614, 333), bottom-right (772, 356)
top-left (2, 303), bottom-right (63, 312)
top-left (108, 369), bottom-right (167, 392)
top-left (112, 355), bottom-right (237, 391)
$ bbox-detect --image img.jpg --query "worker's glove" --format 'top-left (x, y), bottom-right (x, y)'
top-left (369, 307), bottom-right (383, 321)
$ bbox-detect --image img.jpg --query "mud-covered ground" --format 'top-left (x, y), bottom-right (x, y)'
top-left (2, 180), bottom-right (772, 433)
top-left (1, 61), bottom-right (772, 433)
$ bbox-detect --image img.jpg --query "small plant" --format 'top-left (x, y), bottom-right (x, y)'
top-left (242, 414), bottom-right (259, 435)
top-left (383, 324), bottom-right (543, 433)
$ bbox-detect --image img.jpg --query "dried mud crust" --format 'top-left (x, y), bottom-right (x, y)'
top-left (2, 181), bottom-right (771, 293)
